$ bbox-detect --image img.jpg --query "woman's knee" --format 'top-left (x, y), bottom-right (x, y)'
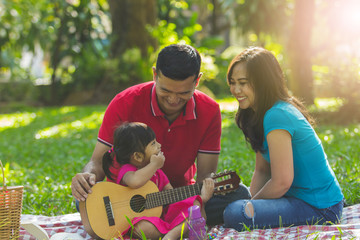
top-left (244, 201), bottom-right (254, 218)
top-left (238, 183), bottom-right (251, 199)
top-left (224, 200), bottom-right (254, 229)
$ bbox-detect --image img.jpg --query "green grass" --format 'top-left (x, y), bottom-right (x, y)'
top-left (0, 100), bottom-right (359, 215)
top-left (0, 105), bottom-right (105, 215)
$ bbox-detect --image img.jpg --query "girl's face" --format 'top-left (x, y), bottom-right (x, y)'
top-left (229, 62), bottom-right (255, 110)
top-left (143, 139), bottom-right (162, 164)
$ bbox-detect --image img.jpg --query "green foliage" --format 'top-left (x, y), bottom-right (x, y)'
top-left (156, 0), bottom-right (199, 43)
top-left (0, 102), bottom-right (359, 216)
top-left (221, 0), bottom-right (290, 37)
top-left (0, 0), bottom-right (110, 103)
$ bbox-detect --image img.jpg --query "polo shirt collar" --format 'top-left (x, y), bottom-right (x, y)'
top-left (150, 83), bottom-right (197, 120)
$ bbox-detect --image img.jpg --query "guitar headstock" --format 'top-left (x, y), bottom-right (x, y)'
top-left (211, 170), bottom-right (240, 195)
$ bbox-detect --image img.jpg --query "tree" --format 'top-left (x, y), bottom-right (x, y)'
top-left (288, 0), bottom-right (315, 104)
top-left (0, 0), bottom-right (109, 105)
top-left (87, 0), bottom-right (157, 103)
top-left (219, 0), bottom-right (315, 104)
top-left (108, 0), bottom-right (157, 58)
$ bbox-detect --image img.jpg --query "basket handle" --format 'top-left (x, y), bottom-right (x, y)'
top-left (0, 160), bottom-right (7, 191)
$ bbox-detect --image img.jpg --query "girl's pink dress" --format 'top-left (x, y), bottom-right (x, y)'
top-left (108, 163), bottom-right (202, 235)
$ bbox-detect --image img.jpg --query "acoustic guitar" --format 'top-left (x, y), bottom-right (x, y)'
top-left (79, 171), bottom-right (240, 239)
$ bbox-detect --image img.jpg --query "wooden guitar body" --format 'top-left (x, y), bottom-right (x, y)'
top-left (79, 181), bottom-right (162, 239)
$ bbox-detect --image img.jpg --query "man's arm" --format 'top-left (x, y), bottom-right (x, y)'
top-left (196, 152), bottom-right (219, 182)
top-left (71, 141), bottom-right (110, 201)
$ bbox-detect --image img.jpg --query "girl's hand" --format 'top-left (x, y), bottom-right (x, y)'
top-left (200, 178), bottom-right (214, 203)
top-left (150, 151), bottom-right (165, 169)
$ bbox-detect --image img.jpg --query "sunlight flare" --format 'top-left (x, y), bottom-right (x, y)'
top-left (35, 112), bottom-right (103, 139)
top-left (0, 112), bottom-right (37, 131)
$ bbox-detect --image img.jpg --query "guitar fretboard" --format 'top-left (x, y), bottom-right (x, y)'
top-left (144, 183), bottom-right (202, 209)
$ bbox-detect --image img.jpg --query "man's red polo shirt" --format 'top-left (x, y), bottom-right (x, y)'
top-left (98, 81), bottom-right (221, 188)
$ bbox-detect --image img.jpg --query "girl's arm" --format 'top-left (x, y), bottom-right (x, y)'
top-left (251, 129), bottom-right (294, 200)
top-left (249, 152), bottom-right (271, 196)
top-left (122, 152), bottom-right (165, 189)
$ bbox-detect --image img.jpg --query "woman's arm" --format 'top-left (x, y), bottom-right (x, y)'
top-left (251, 129), bottom-right (294, 199)
top-left (249, 152), bottom-right (271, 196)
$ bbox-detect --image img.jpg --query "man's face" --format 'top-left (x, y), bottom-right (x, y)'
top-left (153, 68), bottom-right (199, 118)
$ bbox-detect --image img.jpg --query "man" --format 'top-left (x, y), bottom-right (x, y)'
top-left (71, 44), bottom-right (250, 225)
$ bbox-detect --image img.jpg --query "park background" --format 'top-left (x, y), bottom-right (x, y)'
top-left (0, 0), bottom-right (359, 216)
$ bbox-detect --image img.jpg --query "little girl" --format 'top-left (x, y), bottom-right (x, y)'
top-left (102, 122), bottom-right (214, 240)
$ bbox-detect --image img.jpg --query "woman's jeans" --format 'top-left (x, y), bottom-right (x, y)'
top-left (205, 183), bottom-right (251, 225)
top-left (223, 197), bottom-right (344, 231)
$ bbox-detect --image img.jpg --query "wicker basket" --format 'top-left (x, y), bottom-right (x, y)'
top-left (0, 160), bottom-right (24, 239)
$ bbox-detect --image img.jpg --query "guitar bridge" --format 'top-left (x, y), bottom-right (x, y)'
top-left (103, 196), bottom-right (115, 226)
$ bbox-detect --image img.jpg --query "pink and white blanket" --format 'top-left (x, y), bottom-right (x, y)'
top-left (20, 204), bottom-right (360, 239)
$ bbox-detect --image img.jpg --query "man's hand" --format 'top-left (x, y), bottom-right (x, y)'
top-left (71, 172), bottom-right (96, 202)
top-left (200, 178), bottom-right (215, 203)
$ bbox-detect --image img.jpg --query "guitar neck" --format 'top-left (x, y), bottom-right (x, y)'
top-left (144, 182), bottom-right (202, 209)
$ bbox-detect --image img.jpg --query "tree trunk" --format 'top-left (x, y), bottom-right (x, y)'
top-left (90, 0), bottom-right (157, 104)
top-left (108, 0), bottom-right (157, 58)
top-left (50, 3), bottom-right (68, 105)
top-left (288, 0), bottom-right (315, 105)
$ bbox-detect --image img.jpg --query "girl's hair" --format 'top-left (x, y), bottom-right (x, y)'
top-left (227, 47), bottom-right (314, 153)
top-left (102, 122), bottom-right (156, 181)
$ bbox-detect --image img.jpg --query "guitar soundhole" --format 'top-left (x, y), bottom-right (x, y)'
top-left (130, 195), bottom-right (146, 213)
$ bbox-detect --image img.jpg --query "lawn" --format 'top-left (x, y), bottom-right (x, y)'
top-left (0, 100), bottom-right (359, 216)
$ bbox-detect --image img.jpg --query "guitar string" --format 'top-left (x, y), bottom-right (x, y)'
top-left (107, 185), bottom-right (202, 210)
top-left (103, 184), bottom-right (228, 209)
top-left (101, 180), bottom-right (232, 210)
top-left (108, 190), bottom-right (198, 207)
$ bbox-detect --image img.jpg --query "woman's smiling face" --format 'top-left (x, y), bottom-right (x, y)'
top-left (228, 62), bottom-right (255, 110)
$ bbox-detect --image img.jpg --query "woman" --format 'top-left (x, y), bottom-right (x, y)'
top-left (223, 47), bottom-right (344, 231)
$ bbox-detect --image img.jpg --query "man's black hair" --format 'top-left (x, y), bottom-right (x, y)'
top-left (156, 44), bottom-right (201, 81)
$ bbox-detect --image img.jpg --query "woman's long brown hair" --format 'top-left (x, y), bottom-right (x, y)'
top-left (227, 47), bottom-right (314, 152)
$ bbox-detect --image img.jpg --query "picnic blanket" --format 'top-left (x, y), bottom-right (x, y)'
top-left (20, 203), bottom-right (360, 239)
